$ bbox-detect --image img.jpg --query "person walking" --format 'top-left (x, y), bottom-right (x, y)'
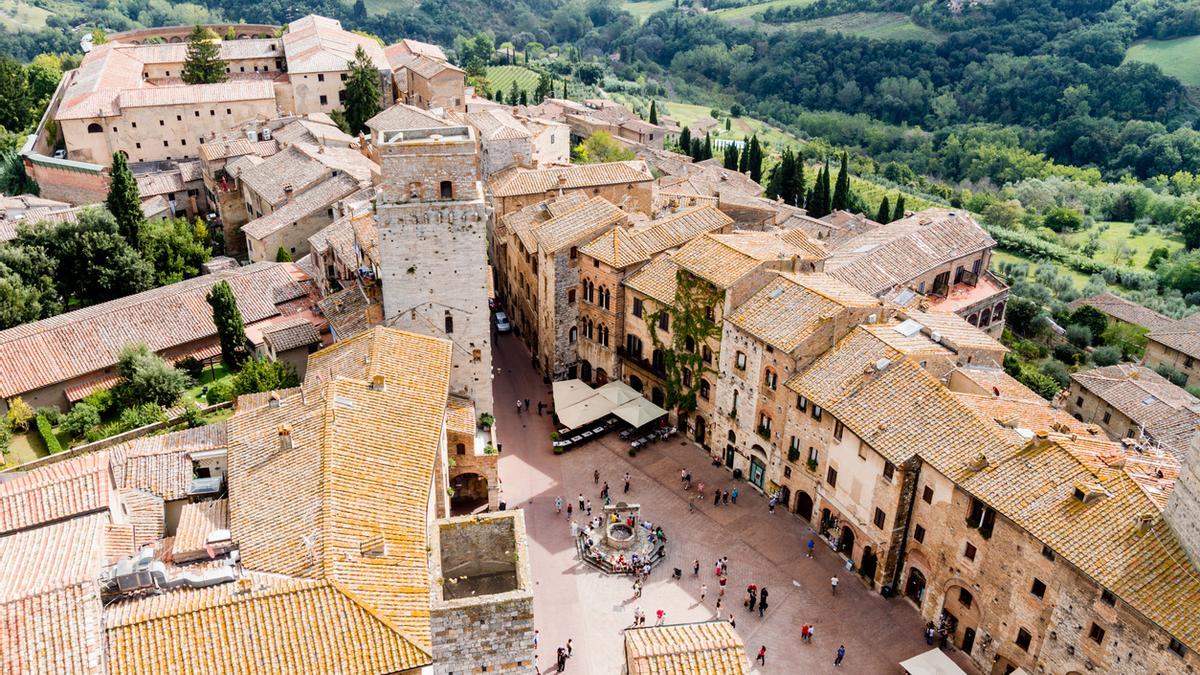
top-left (807, 539), bottom-right (815, 559)
top-left (756, 645), bottom-right (766, 666)
top-left (633, 578), bottom-right (642, 598)
top-left (729, 613), bottom-right (737, 629)
top-left (801, 624), bottom-right (810, 642)
top-left (566, 503), bottom-right (572, 519)
top-left (655, 609), bottom-right (665, 626)
top-left (624, 472), bottom-right (631, 493)
top-left (830, 575), bottom-right (839, 595)
top-left (925, 623), bottom-right (935, 645)
top-left (693, 559), bottom-right (700, 577)
top-left (713, 490), bottom-right (721, 506)
top-left (538, 401), bottom-right (545, 415)
top-left (715, 595), bottom-right (722, 610)
top-left (555, 646), bottom-right (566, 672)
top-left (586, 500), bottom-right (592, 517)
top-left (555, 496), bottom-right (563, 513)
top-left (714, 560), bottom-right (722, 577)
top-left (722, 490), bottom-right (730, 505)
top-left (758, 597), bottom-right (767, 618)
top-left (566, 639), bottom-right (573, 657)
top-left (524, 399), bottom-right (530, 414)
top-left (720, 557), bottom-right (729, 575)
top-left (807, 624), bottom-right (815, 642)
top-left (516, 399), bottom-right (523, 415)
top-left (731, 487), bottom-right (738, 504)
top-left (601, 482), bottom-right (608, 500)
top-left (570, 520), bottom-right (579, 539)
top-left (835, 645), bottom-right (845, 666)
top-left (748, 589), bottom-right (757, 612)
top-left (594, 468), bottom-right (600, 485)
top-left (700, 584), bottom-right (708, 603)
top-left (577, 494), bottom-right (585, 511)
top-left (768, 495), bottom-right (777, 513)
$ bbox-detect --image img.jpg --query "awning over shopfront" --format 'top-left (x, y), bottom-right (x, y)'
top-left (552, 379), bottom-right (668, 431)
top-left (899, 649), bottom-right (968, 675)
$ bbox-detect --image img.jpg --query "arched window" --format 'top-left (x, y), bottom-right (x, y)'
top-left (87, 122), bottom-right (103, 133)
top-left (682, 367), bottom-right (692, 387)
top-left (764, 368), bottom-right (778, 390)
top-left (685, 336), bottom-right (696, 352)
top-left (569, 246), bottom-right (578, 260)
top-left (439, 180), bottom-right (453, 199)
top-left (569, 326), bottom-right (577, 343)
top-left (731, 389), bottom-right (739, 411)
top-left (993, 301), bottom-right (1005, 320)
top-left (728, 430), bottom-right (736, 443)
top-left (702, 345), bottom-right (713, 364)
top-left (444, 312), bottom-right (454, 334)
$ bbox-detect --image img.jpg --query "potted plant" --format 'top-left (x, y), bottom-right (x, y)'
top-left (479, 412), bottom-right (495, 429)
top-left (550, 431), bottom-right (560, 441)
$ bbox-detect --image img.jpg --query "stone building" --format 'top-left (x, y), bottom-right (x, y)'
top-left (375, 121), bottom-right (494, 418)
top-left (388, 52), bottom-right (466, 112)
top-left (455, 108), bottom-right (535, 178)
top-left (1068, 292), bottom-right (1177, 333)
top-left (306, 205), bottom-right (380, 297)
top-left (487, 161), bottom-right (655, 218)
top-left (278, 15), bottom-right (392, 116)
top-left (1069, 363), bottom-right (1200, 460)
top-left (823, 209), bottom-right (1009, 337)
top-left (1144, 314), bottom-right (1200, 388)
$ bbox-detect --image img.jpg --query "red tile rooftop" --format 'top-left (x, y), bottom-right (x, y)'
top-left (928, 271), bottom-right (1007, 314)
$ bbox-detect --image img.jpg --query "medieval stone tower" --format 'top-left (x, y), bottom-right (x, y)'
top-left (1166, 433), bottom-right (1200, 568)
top-left (376, 124), bottom-right (494, 416)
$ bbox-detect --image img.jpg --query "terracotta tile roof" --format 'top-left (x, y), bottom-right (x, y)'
top-left (173, 498), bottom-right (229, 559)
top-left (625, 256), bottom-right (680, 305)
top-left (235, 386), bottom-right (303, 413)
top-left (0, 452), bottom-right (112, 534)
top-left (117, 80), bottom-right (276, 109)
top-left (825, 208), bottom-right (994, 295)
top-left (402, 54), bottom-right (464, 79)
top-left (229, 327), bottom-right (452, 656)
top-left (630, 206), bottom-right (733, 256)
top-left (56, 43), bottom-right (150, 120)
top-left (0, 513), bottom-right (109, 674)
top-left (446, 394), bottom-right (476, 436)
top-left (729, 273), bottom-right (880, 353)
top-left (239, 142), bottom-right (377, 207)
top-left (263, 316), bottom-right (322, 352)
top-left (858, 322), bottom-right (953, 360)
top-left (242, 173), bottom-right (363, 240)
top-left (949, 365), bottom-right (1038, 400)
top-left (899, 309), bottom-right (1007, 360)
top-left (0, 262), bottom-right (306, 399)
top-left (1069, 292), bottom-right (1175, 332)
top-left (624, 621), bottom-right (748, 675)
top-left (317, 285), bottom-right (378, 340)
top-left (118, 488), bottom-right (165, 548)
top-left (282, 14), bottom-right (389, 74)
top-left (110, 424), bottom-right (227, 502)
top-left (670, 231), bottom-right (806, 290)
top-left (532, 197), bottom-right (628, 254)
top-left (654, 191), bottom-right (720, 213)
top-left (1148, 314), bottom-right (1200, 360)
top-left (579, 227), bottom-right (650, 269)
top-left (489, 161), bottom-right (653, 197)
top-left (385, 38), bottom-right (447, 63)
top-left (366, 102), bottom-right (452, 132)
top-left (1071, 364), bottom-right (1200, 458)
top-left (136, 168), bottom-right (186, 197)
top-left (459, 108), bottom-right (531, 141)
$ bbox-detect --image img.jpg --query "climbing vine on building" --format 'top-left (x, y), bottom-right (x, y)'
top-left (644, 270), bottom-right (723, 412)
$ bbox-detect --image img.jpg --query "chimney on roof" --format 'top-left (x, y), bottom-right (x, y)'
top-left (967, 453), bottom-right (989, 472)
top-left (284, 184), bottom-right (294, 203)
top-left (1133, 512), bottom-right (1156, 536)
top-left (370, 374), bottom-right (386, 391)
top-left (268, 391), bottom-right (281, 408)
top-left (278, 424), bottom-right (293, 450)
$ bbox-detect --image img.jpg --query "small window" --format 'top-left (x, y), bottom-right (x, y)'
top-left (195, 110), bottom-right (200, 117)
top-left (1102, 411), bottom-right (1111, 424)
top-left (812, 405), bottom-right (822, 421)
top-left (764, 369), bottom-right (778, 390)
top-left (833, 420), bottom-right (844, 441)
top-left (567, 289), bottom-right (576, 303)
top-left (568, 326), bottom-right (577, 343)
top-left (1088, 623), bottom-right (1105, 645)
top-left (318, 73), bottom-right (325, 82)
top-left (444, 313), bottom-right (454, 334)
top-left (210, 110), bottom-right (215, 116)
top-left (226, 108), bottom-right (232, 115)
top-left (964, 542), bottom-right (977, 561)
top-left (159, 119), bottom-right (164, 126)
top-left (658, 313), bottom-right (669, 331)
top-left (736, 351), bottom-right (746, 370)
top-left (808, 446), bottom-right (818, 464)
top-left (176, 114), bottom-right (182, 121)
top-left (957, 588), bottom-right (973, 609)
top-left (632, 298), bottom-right (643, 317)
top-left (455, 443), bottom-right (466, 455)
top-left (882, 461), bottom-right (895, 482)
top-left (180, 139), bottom-right (186, 146)
top-left (783, 466), bottom-right (791, 478)
top-left (135, 142), bottom-right (141, 149)
top-left (131, 121), bottom-right (136, 128)
top-left (699, 379), bottom-right (710, 400)
top-left (1015, 628), bottom-right (1032, 651)
top-left (163, 140), bottom-right (169, 147)
top-left (796, 395), bottom-right (807, 411)
top-left (320, 95), bottom-right (328, 105)
top-left (593, 259), bottom-right (599, 268)
top-left (569, 246), bottom-right (578, 260)
top-left (913, 524), bottom-right (925, 543)
top-left (873, 508), bottom-right (885, 529)
top-left (826, 467), bottom-right (838, 488)
top-left (440, 181), bottom-right (453, 199)
top-left (1042, 544), bottom-right (1056, 561)
top-left (922, 486), bottom-right (934, 503)
top-left (1100, 589), bottom-right (1116, 606)
top-left (1169, 638), bottom-right (1186, 657)
top-left (1030, 578), bottom-right (1046, 598)
top-left (1075, 396), bottom-right (1083, 407)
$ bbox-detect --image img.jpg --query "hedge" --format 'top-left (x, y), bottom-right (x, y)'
top-left (35, 414), bottom-right (62, 454)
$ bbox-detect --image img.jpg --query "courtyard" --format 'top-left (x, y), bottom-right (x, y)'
top-left (492, 334), bottom-right (979, 674)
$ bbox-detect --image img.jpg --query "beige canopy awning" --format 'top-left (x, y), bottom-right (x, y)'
top-left (612, 397), bottom-right (668, 428)
top-left (899, 649), bottom-right (968, 675)
top-left (552, 379), bottom-right (669, 431)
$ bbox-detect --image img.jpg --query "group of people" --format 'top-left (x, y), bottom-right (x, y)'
top-left (515, 397), bottom-right (546, 416)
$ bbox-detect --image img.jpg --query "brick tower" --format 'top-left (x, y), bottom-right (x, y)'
top-left (376, 123), bottom-right (494, 416)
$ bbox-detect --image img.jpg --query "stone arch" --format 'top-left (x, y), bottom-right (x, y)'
top-left (595, 368), bottom-right (608, 385)
top-left (859, 546), bottom-right (878, 585)
top-left (450, 473), bottom-right (488, 515)
top-left (795, 491), bottom-right (814, 521)
top-left (979, 307), bottom-right (992, 326)
top-left (839, 525), bottom-right (856, 558)
top-left (580, 360), bottom-right (592, 382)
top-left (628, 375), bottom-right (643, 392)
top-left (904, 567), bottom-right (927, 607)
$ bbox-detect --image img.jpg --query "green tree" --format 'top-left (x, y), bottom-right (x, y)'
top-left (1043, 206), bottom-right (1083, 233)
top-left (572, 131), bottom-right (634, 164)
top-left (1179, 203), bottom-right (1200, 251)
top-left (0, 151), bottom-right (38, 195)
top-left (5, 396), bottom-right (34, 432)
top-left (206, 279), bottom-right (251, 369)
top-left (343, 46), bottom-right (382, 136)
top-left (140, 217), bottom-right (212, 285)
top-left (275, 246), bottom-right (293, 262)
top-left (61, 402), bottom-right (101, 438)
top-left (508, 80), bottom-right (520, 106)
top-left (352, 0), bottom-right (367, 19)
top-left (0, 55), bottom-right (31, 133)
top-left (1158, 251), bottom-right (1200, 295)
top-left (181, 25), bottom-right (226, 85)
top-left (232, 356), bottom-right (300, 396)
top-left (113, 342), bottom-right (188, 408)
top-left (746, 135), bottom-right (763, 183)
top-left (892, 195), bottom-right (906, 221)
top-left (106, 151), bottom-right (144, 246)
top-left (1069, 305), bottom-right (1109, 343)
top-left (17, 208), bottom-right (152, 306)
top-left (1005, 296), bottom-right (1043, 335)
top-left (648, 100), bottom-right (658, 125)
top-left (831, 152), bottom-right (850, 211)
top-left (876, 195), bottom-right (891, 224)
top-left (1091, 345), bottom-right (1122, 366)
top-left (26, 54), bottom-right (63, 111)
top-left (723, 143), bottom-right (739, 171)
top-left (702, 133), bottom-right (712, 161)
top-left (0, 262), bottom-right (49, 329)
top-left (1102, 322), bottom-right (1148, 359)
top-left (535, 72), bottom-right (553, 103)
top-left (678, 126), bottom-right (691, 156)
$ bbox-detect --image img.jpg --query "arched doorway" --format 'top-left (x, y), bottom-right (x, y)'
top-left (839, 525), bottom-right (855, 557)
top-left (748, 446), bottom-right (766, 489)
top-left (859, 546), bottom-right (878, 585)
top-left (904, 567), bottom-right (927, 607)
top-left (651, 387), bottom-right (665, 407)
top-left (629, 375), bottom-right (643, 392)
top-left (795, 491), bottom-right (814, 521)
top-left (595, 368), bottom-right (608, 385)
top-left (776, 485), bottom-right (790, 509)
top-left (580, 360), bottom-right (592, 382)
top-left (677, 412), bottom-right (688, 433)
top-left (694, 416), bottom-right (706, 445)
top-left (450, 473), bottom-right (489, 515)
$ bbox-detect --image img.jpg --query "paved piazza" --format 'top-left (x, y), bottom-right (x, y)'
top-left (492, 334), bottom-right (979, 674)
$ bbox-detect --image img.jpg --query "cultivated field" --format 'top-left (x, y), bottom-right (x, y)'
top-left (485, 65), bottom-right (542, 96)
top-left (1124, 36), bottom-right (1200, 87)
top-left (771, 11), bottom-right (945, 41)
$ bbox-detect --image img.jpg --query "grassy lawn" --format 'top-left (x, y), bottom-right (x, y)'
top-left (485, 65), bottom-right (542, 97)
top-left (1060, 221), bottom-right (1183, 270)
top-left (622, 0), bottom-right (674, 22)
top-left (182, 363), bottom-right (234, 408)
top-left (771, 12), bottom-right (945, 42)
top-left (0, 0), bottom-right (52, 32)
top-left (714, 0), bottom-right (818, 24)
top-left (1124, 36), bottom-right (1200, 87)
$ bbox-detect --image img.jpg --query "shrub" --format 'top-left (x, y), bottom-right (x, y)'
top-left (82, 389), bottom-right (114, 414)
top-left (231, 357), bottom-right (300, 397)
top-left (35, 406), bottom-right (62, 426)
top-left (113, 343), bottom-right (188, 408)
top-left (1069, 305), bottom-right (1109, 342)
top-left (1053, 343), bottom-right (1084, 365)
top-left (555, 447), bottom-right (565, 455)
top-left (480, 412), bottom-right (495, 428)
top-left (1155, 363), bottom-right (1189, 387)
top-left (1040, 360), bottom-right (1071, 390)
top-left (1065, 324), bottom-right (1093, 348)
top-left (1091, 345), bottom-right (1122, 366)
top-left (5, 396), bottom-right (34, 432)
top-left (205, 379), bottom-right (234, 405)
top-left (61, 402), bottom-right (101, 438)
top-left (117, 403), bottom-right (167, 432)
top-left (35, 414), bottom-right (62, 454)
top-left (627, 448), bottom-right (636, 457)
top-left (177, 356), bottom-right (204, 380)
top-left (179, 400), bottom-right (204, 428)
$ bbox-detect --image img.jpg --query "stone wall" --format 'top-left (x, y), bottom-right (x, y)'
top-left (24, 158), bottom-right (109, 205)
top-left (575, 255), bottom-right (625, 383)
top-left (480, 136), bottom-right (532, 179)
top-left (1167, 437), bottom-right (1200, 569)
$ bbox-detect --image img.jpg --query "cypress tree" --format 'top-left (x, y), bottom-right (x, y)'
top-left (508, 81), bottom-right (520, 106)
top-left (562, 79), bottom-right (567, 98)
top-left (275, 246), bottom-right (292, 262)
top-left (747, 135), bottom-right (763, 183)
top-left (648, 100), bottom-right (658, 125)
top-left (893, 195), bottom-right (907, 221)
top-left (206, 279), bottom-right (250, 369)
top-left (820, 158), bottom-right (832, 216)
top-left (690, 137), bottom-right (703, 160)
top-left (703, 133), bottom-right (712, 161)
top-left (765, 149), bottom-right (788, 199)
top-left (876, 196), bottom-right (891, 224)
top-left (832, 151), bottom-right (850, 211)
top-left (723, 143), bottom-right (739, 170)
top-left (182, 25), bottom-right (226, 85)
top-left (679, 126), bottom-right (691, 156)
top-left (738, 136), bottom-right (749, 173)
top-left (106, 151), bottom-right (144, 246)
top-left (343, 46), bottom-right (381, 135)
